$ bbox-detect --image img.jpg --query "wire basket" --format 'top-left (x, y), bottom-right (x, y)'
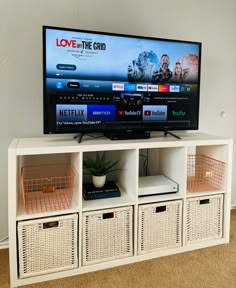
top-left (82, 206), bottom-right (133, 266)
top-left (187, 154), bottom-right (225, 192)
top-left (186, 194), bottom-right (223, 244)
top-left (138, 200), bottom-right (182, 255)
top-left (21, 164), bottom-right (75, 214)
top-left (18, 214), bottom-right (78, 278)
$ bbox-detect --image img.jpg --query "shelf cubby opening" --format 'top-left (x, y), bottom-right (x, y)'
top-left (18, 153), bottom-right (80, 216)
top-left (138, 147), bottom-right (185, 199)
top-left (82, 149), bottom-right (137, 210)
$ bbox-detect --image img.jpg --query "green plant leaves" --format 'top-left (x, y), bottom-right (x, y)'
top-left (83, 152), bottom-right (122, 176)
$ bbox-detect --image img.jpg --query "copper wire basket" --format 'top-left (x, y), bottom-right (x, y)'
top-left (187, 154), bottom-right (225, 192)
top-left (21, 164), bottom-right (75, 214)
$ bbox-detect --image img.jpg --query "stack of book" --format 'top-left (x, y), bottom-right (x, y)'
top-left (83, 181), bottom-right (121, 200)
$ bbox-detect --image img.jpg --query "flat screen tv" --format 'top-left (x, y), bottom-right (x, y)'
top-left (43, 26), bottom-right (201, 142)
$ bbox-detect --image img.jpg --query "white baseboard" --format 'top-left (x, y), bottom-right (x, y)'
top-left (0, 241), bottom-right (9, 249)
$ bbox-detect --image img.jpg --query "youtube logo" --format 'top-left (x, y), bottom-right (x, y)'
top-left (143, 105), bottom-right (167, 121)
top-left (147, 85), bottom-right (159, 92)
top-left (117, 110), bottom-right (125, 116)
top-left (144, 110), bottom-right (151, 116)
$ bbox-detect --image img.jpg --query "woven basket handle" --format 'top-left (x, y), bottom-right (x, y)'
top-left (43, 221), bottom-right (59, 229)
top-left (200, 199), bottom-right (210, 205)
top-left (156, 206), bottom-right (166, 213)
top-left (102, 212), bottom-right (114, 219)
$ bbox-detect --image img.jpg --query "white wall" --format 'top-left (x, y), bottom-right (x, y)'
top-left (1, 0), bottom-right (235, 239)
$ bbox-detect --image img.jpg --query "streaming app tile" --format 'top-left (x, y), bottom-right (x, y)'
top-left (169, 85), bottom-right (180, 92)
top-left (87, 105), bottom-right (116, 121)
top-left (171, 108), bottom-right (187, 119)
top-left (124, 83), bottom-right (136, 91)
top-left (143, 105), bottom-right (167, 121)
top-left (180, 84), bottom-right (191, 92)
top-left (147, 85), bottom-right (159, 92)
top-left (158, 85), bottom-right (169, 92)
top-left (117, 109), bottom-right (142, 120)
top-left (136, 84), bottom-right (147, 91)
top-left (112, 83), bottom-right (124, 91)
top-left (56, 104), bottom-right (87, 122)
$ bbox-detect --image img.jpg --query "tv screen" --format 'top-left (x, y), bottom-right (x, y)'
top-left (43, 26), bottom-right (201, 140)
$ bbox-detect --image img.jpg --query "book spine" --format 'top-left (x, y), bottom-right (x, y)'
top-left (84, 188), bottom-right (119, 194)
top-left (83, 191), bottom-right (121, 200)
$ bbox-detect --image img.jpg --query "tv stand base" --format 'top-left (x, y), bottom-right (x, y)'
top-left (105, 131), bottom-right (150, 140)
top-left (73, 133), bottom-right (85, 143)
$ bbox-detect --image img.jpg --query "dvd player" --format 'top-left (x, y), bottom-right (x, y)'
top-left (138, 175), bottom-right (178, 197)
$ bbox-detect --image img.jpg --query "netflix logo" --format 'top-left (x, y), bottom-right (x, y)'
top-left (112, 83), bottom-right (124, 91)
top-left (56, 104), bottom-right (87, 122)
top-left (59, 109), bottom-right (84, 117)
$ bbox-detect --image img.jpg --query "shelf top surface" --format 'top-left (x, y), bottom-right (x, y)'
top-left (9, 132), bottom-right (232, 155)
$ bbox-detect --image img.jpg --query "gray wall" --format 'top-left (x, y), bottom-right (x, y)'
top-left (1, 0), bottom-right (236, 240)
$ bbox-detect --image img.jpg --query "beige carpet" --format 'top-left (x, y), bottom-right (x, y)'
top-left (1, 210), bottom-right (236, 288)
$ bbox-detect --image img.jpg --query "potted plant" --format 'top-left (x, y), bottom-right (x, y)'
top-left (83, 152), bottom-right (122, 188)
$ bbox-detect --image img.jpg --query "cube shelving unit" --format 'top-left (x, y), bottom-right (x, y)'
top-left (8, 132), bottom-right (233, 287)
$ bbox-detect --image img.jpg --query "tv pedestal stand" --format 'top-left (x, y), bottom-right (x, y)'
top-left (164, 131), bottom-right (181, 140)
top-left (73, 133), bottom-right (85, 143)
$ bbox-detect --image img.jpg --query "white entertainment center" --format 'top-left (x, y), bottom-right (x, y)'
top-left (8, 132), bottom-right (233, 287)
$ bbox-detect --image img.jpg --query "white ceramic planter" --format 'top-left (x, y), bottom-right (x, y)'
top-left (92, 175), bottom-right (106, 188)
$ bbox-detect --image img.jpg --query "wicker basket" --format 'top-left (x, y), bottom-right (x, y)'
top-left (138, 200), bottom-right (182, 255)
top-left (82, 206), bottom-right (133, 266)
top-left (21, 164), bottom-right (75, 214)
top-left (186, 194), bottom-right (223, 244)
top-left (17, 214), bottom-right (78, 278)
top-left (187, 154), bottom-right (225, 192)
